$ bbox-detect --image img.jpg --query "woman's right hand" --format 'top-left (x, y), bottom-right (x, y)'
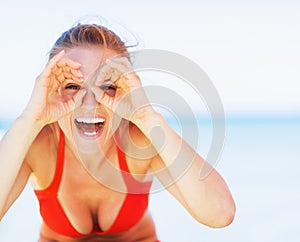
top-left (23, 50), bottom-right (85, 126)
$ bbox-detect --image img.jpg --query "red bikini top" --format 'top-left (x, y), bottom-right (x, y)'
top-left (34, 129), bottom-right (152, 238)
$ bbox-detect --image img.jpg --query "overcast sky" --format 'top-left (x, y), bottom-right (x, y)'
top-left (0, 0), bottom-right (299, 120)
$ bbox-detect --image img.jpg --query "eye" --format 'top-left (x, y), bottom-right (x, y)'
top-left (65, 83), bottom-right (81, 90)
top-left (59, 82), bottom-right (81, 101)
top-left (100, 84), bottom-right (117, 97)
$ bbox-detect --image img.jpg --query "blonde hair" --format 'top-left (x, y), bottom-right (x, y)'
top-left (49, 24), bottom-right (129, 60)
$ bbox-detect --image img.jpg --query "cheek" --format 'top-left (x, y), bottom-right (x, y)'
top-left (102, 107), bottom-right (114, 126)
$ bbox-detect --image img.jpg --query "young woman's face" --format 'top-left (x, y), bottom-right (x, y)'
top-left (58, 46), bottom-right (121, 154)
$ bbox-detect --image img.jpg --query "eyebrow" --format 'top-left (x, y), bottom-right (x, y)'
top-left (103, 78), bottom-right (114, 83)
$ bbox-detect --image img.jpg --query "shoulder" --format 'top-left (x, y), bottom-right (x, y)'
top-left (26, 123), bottom-right (59, 174)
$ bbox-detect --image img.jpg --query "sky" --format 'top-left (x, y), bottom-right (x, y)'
top-left (0, 2), bottom-right (299, 241)
top-left (0, 0), bottom-right (299, 121)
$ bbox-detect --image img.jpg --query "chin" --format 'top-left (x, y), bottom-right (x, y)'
top-left (58, 112), bottom-right (121, 155)
top-left (73, 114), bottom-right (119, 155)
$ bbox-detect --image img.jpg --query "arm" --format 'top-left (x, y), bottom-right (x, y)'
top-left (94, 56), bottom-right (235, 228)
top-left (0, 116), bottom-right (42, 219)
top-left (0, 50), bottom-right (84, 219)
top-left (134, 111), bottom-right (236, 228)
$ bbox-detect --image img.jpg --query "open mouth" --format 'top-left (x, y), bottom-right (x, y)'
top-left (74, 117), bottom-right (105, 138)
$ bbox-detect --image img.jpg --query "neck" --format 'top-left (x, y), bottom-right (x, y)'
top-left (66, 132), bottom-right (117, 172)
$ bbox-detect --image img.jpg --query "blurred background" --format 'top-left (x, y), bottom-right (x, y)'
top-left (0, 0), bottom-right (299, 241)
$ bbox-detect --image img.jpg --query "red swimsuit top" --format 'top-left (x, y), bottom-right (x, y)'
top-left (34, 130), bottom-right (152, 238)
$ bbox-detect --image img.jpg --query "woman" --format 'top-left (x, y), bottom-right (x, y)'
top-left (0, 23), bottom-right (235, 241)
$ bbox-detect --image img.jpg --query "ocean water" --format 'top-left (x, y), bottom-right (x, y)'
top-left (0, 117), bottom-right (299, 242)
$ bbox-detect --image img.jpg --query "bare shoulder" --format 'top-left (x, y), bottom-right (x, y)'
top-left (26, 124), bottom-right (57, 162)
top-left (26, 124), bottom-right (59, 189)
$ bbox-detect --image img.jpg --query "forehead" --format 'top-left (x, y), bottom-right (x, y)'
top-left (64, 46), bottom-right (119, 76)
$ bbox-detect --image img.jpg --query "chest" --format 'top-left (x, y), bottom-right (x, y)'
top-left (57, 152), bottom-right (128, 234)
top-left (33, 137), bottom-right (152, 235)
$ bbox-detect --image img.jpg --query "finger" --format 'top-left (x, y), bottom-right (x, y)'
top-left (63, 71), bottom-right (72, 80)
top-left (63, 89), bottom-right (87, 113)
top-left (47, 50), bottom-right (66, 68)
top-left (91, 86), bottom-right (114, 110)
top-left (53, 65), bottom-right (83, 83)
top-left (52, 65), bottom-right (62, 75)
top-left (103, 67), bottom-right (122, 83)
top-left (40, 50), bottom-right (65, 79)
top-left (106, 57), bottom-right (133, 74)
top-left (106, 58), bottom-right (135, 85)
top-left (91, 86), bottom-right (104, 103)
top-left (48, 75), bottom-right (58, 90)
top-left (53, 58), bottom-right (82, 81)
top-left (61, 66), bottom-right (73, 80)
top-left (72, 89), bottom-right (87, 109)
top-left (95, 64), bottom-right (114, 86)
top-left (68, 69), bottom-right (84, 82)
top-left (56, 73), bottom-right (65, 83)
top-left (70, 68), bottom-right (84, 78)
top-left (57, 58), bottom-right (82, 69)
top-left (108, 57), bottom-right (132, 70)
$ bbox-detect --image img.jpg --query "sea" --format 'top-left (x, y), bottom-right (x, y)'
top-left (0, 116), bottom-right (299, 242)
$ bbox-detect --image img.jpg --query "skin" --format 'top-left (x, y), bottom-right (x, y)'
top-left (0, 46), bottom-right (236, 241)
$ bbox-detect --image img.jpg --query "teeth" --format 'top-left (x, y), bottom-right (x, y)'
top-left (76, 117), bottom-right (105, 124)
top-left (84, 131), bottom-right (97, 136)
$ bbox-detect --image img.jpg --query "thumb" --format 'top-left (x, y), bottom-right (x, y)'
top-left (91, 87), bottom-right (111, 109)
top-left (72, 89), bottom-right (87, 109)
top-left (91, 86), bottom-right (103, 103)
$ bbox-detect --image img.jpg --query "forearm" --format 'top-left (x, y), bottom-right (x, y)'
top-left (134, 111), bottom-right (235, 227)
top-left (0, 115), bottom-right (43, 210)
top-left (133, 110), bottom-right (195, 169)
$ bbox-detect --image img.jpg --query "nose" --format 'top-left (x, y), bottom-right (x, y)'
top-left (81, 89), bottom-right (98, 110)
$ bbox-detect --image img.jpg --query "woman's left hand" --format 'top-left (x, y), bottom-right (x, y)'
top-left (93, 57), bottom-right (155, 123)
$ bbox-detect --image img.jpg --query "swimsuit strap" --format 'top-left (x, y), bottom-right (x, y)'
top-left (115, 130), bottom-right (130, 173)
top-left (51, 129), bottom-right (65, 192)
top-left (35, 129), bottom-right (65, 196)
